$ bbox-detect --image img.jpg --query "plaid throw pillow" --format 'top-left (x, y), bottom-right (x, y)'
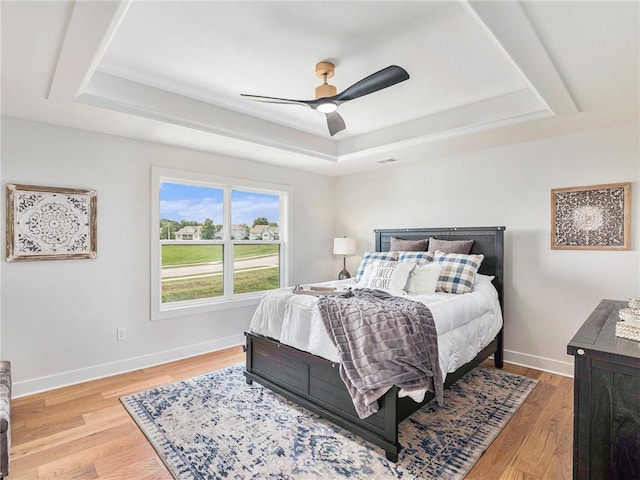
top-left (398, 251), bottom-right (434, 265)
top-left (433, 251), bottom-right (484, 294)
top-left (354, 251), bottom-right (398, 282)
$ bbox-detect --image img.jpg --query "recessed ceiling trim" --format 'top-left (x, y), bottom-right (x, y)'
top-left (336, 108), bottom-right (553, 164)
top-left (48, 0), bottom-right (132, 102)
top-left (336, 88), bottom-right (551, 160)
top-left (79, 72), bottom-right (339, 162)
top-left (463, 0), bottom-right (579, 115)
top-left (40, 0), bottom-right (592, 173)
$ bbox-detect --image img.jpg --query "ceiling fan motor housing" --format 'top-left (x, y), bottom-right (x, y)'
top-left (315, 61), bottom-right (335, 79)
top-left (315, 62), bottom-right (337, 98)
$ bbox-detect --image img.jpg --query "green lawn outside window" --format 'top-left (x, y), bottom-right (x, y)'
top-left (161, 243), bottom-right (280, 303)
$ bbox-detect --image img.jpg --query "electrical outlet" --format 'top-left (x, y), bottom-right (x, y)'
top-left (117, 327), bottom-right (127, 341)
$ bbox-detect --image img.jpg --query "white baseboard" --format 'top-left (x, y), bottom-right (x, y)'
top-left (13, 339), bottom-right (573, 398)
top-left (13, 334), bottom-right (244, 398)
top-left (504, 349), bottom-right (574, 378)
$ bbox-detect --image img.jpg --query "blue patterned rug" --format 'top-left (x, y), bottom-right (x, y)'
top-left (121, 364), bottom-right (537, 480)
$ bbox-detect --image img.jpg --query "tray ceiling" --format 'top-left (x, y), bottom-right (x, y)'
top-left (2, 1), bottom-right (638, 175)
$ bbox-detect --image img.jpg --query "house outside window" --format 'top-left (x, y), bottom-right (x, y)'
top-left (174, 226), bottom-right (202, 240)
top-left (151, 167), bottom-right (290, 320)
top-left (231, 225), bottom-right (249, 240)
top-left (249, 225), bottom-right (279, 241)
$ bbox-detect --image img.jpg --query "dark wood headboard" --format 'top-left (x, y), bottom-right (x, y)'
top-left (374, 226), bottom-right (505, 309)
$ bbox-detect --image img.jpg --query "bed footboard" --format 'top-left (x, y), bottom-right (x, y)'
top-left (244, 332), bottom-right (402, 461)
top-left (244, 330), bottom-right (501, 462)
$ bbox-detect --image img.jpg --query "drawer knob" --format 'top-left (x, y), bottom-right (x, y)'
top-left (577, 348), bottom-right (585, 356)
top-left (331, 363), bottom-right (336, 368)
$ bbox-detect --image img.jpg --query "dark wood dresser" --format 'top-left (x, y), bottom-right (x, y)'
top-left (567, 299), bottom-right (640, 480)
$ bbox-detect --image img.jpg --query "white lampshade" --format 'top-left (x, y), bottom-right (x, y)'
top-left (333, 237), bottom-right (356, 256)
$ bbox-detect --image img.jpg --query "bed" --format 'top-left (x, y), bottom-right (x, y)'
top-left (244, 226), bottom-right (505, 462)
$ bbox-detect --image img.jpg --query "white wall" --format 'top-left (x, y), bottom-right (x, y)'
top-left (335, 122), bottom-right (640, 376)
top-left (1, 117), bottom-right (336, 396)
top-left (3, 117), bottom-right (638, 395)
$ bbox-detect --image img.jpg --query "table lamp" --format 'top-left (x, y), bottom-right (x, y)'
top-left (333, 237), bottom-right (357, 279)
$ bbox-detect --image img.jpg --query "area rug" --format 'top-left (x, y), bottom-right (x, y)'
top-left (121, 364), bottom-right (537, 480)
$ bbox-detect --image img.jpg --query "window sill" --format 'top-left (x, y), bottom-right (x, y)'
top-left (151, 294), bottom-right (263, 321)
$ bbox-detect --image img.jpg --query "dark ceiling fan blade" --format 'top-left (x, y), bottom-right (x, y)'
top-left (241, 65), bottom-right (408, 136)
top-left (326, 111), bottom-right (346, 136)
top-left (334, 65), bottom-right (409, 103)
top-left (240, 93), bottom-right (312, 108)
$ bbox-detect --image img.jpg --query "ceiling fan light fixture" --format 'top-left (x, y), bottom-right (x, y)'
top-left (317, 102), bottom-right (338, 113)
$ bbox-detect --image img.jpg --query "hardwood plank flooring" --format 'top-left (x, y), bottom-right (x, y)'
top-left (8, 347), bottom-right (573, 479)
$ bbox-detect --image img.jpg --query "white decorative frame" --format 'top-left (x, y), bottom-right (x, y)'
top-left (6, 184), bottom-right (97, 261)
top-left (551, 182), bottom-right (630, 250)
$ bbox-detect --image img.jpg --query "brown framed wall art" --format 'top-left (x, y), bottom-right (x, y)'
top-left (551, 182), bottom-right (630, 250)
top-left (6, 184), bottom-right (97, 261)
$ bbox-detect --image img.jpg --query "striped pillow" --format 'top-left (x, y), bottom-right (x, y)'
top-left (354, 251), bottom-right (398, 282)
top-left (433, 251), bottom-right (484, 294)
top-left (398, 251), bottom-right (434, 265)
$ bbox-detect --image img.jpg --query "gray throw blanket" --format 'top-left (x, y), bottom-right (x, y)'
top-left (318, 288), bottom-right (443, 419)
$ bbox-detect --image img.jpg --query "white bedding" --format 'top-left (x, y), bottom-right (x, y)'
top-left (249, 275), bottom-right (503, 384)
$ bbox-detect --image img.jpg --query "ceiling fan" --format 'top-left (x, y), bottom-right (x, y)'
top-left (240, 62), bottom-right (409, 136)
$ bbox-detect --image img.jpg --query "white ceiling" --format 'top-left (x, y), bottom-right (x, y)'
top-left (2, 1), bottom-right (638, 176)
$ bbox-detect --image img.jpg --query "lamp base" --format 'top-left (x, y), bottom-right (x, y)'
top-left (338, 256), bottom-right (351, 280)
top-left (338, 268), bottom-right (351, 280)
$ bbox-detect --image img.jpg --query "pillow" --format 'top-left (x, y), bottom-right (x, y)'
top-left (398, 251), bottom-right (434, 265)
top-left (390, 237), bottom-right (428, 252)
top-left (356, 262), bottom-right (376, 287)
top-left (475, 273), bottom-right (495, 284)
top-left (406, 263), bottom-right (443, 295)
top-left (366, 260), bottom-right (415, 292)
top-left (433, 251), bottom-right (484, 294)
top-left (354, 251), bottom-right (398, 282)
top-left (428, 238), bottom-right (474, 254)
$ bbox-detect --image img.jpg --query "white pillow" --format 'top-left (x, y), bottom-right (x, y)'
top-left (354, 251), bottom-right (399, 282)
top-left (475, 273), bottom-right (495, 284)
top-left (366, 260), bottom-right (415, 292)
top-left (406, 263), bottom-right (443, 295)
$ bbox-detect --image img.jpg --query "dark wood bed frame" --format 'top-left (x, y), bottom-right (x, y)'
top-left (244, 226), bottom-right (505, 462)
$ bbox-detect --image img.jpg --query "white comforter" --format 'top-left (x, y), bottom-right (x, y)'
top-left (249, 275), bottom-right (503, 383)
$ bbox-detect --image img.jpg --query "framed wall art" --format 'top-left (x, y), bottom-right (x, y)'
top-left (551, 182), bottom-right (630, 250)
top-left (6, 184), bottom-right (97, 261)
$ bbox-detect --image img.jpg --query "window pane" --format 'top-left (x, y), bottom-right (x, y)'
top-left (232, 190), bottom-right (279, 241)
top-left (160, 182), bottom-right (223, 240)
top-left (161, 244), bottom-right (224, 303)
top-left (233, 244), bottom-right (280, 294)
top-left (153, 167), bottom-right (290, 319)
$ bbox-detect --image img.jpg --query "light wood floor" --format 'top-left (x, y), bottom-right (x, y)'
top-left (9, 346), bottom-right (573, 479)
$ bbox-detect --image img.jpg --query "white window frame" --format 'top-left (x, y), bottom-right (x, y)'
top-left (151, 166), bottom-right (291, 320)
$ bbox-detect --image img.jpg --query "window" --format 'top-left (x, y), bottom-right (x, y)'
top-left (151, 167), bottom-right (290, 320)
